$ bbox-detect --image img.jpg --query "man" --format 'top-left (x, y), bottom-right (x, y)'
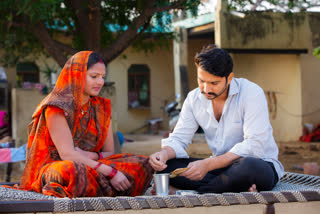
top-left (149, 45), bottom-right (284, 193)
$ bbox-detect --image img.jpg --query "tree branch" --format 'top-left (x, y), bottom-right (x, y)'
top-left (31, 21), bottom-right (69, 67)
top-left (0, 20), bottom-right (29, 29)
top-left (100, 0), bottom-right (188, 63)
top-left (53, 40), bottom-right (78, 56)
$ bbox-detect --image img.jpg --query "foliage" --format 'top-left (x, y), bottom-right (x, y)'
top-left (228, 0), bottom-right (320, 12)
top-left (314, 47), bottom-right (320, 59)
top-left (0, 0), bottom-right (200, 67)
top-left (40, 62), bottom-right (58, 84)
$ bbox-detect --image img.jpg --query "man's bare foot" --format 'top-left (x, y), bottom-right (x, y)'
top-left (248, 184), bottom-right (258, 192)
top-left (150, 184), bottom-right (180, 195)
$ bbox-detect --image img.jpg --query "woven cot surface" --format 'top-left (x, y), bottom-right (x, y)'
top-left (272, 172), bottom-right (320, 191)
top-left (0, 186), bottom-right (55, 201)
top-left (1, 172), bottom-right (320, 212)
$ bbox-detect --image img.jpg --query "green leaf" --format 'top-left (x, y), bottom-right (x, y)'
top-left (313, 47), bottom-right (320, 59)
top-left (0, 0), bottom-right (200, 66)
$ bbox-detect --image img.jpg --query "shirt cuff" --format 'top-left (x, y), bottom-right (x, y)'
top-left (161, 138), bottom-right (189, 159)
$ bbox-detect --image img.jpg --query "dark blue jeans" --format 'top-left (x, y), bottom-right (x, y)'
top-left (160, 157), bottom-right (279, 193)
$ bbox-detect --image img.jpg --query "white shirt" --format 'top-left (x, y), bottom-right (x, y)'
top-left (162, 78), bottom-right (284, 179)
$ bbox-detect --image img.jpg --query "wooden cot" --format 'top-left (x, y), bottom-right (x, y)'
top-left (0, 172), bottom-right (320, 214)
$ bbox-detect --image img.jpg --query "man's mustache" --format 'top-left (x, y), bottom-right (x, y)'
top-left (201, 91), bottom-right (218, 96)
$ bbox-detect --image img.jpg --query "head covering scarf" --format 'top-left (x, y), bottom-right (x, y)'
top-left (20, 51), bottom-right (111, 190)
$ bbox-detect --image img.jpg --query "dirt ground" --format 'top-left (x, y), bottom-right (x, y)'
top-left (277, 140), bottom-right (320, 175)
top-left (1, 134), bottom-right (319, 183)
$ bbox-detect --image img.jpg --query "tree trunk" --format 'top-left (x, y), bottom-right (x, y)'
top-left (70, 0), bottom-right (101, 51)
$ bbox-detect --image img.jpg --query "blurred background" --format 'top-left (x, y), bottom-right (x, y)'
top-left (1, 0), bottom-right (320, 181)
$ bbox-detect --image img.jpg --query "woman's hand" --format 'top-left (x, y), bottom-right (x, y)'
top-left (75, 147), bottom-right (97, 160)
top-left (110, 170), bottom-right (131, 192)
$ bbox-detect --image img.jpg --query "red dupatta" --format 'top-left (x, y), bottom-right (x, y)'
top-left (20, 51), bottom-right (111, 190)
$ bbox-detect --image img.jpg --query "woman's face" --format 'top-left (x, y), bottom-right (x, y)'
top-left (83, 62), bottom-right (105, 99)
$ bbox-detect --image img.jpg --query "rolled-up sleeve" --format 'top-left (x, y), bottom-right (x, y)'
top-left (161, 94), bottom-right (199, 158)
top-left (229, 89), bottom-right (271, 158)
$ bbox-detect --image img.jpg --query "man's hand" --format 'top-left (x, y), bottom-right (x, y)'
top-left (149, 150), bottom-right (168, 171)
top-left (181, 159), bottom-right (210, 181)
top-left (110, 170), bottom-right (131, 192)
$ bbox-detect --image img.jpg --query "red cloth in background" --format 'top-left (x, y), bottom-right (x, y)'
top-left (300, 124), bottom-right (320, 142)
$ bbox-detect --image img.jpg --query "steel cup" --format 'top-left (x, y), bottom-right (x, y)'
top-left (153, 173), bottom-right (169, 196)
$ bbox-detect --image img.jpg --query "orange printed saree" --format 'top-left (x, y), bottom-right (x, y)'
top-left (18, 51), bottom-right (153, 197)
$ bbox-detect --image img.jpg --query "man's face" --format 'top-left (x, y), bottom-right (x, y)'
top-left (197, 66), bottom-right (233, 100)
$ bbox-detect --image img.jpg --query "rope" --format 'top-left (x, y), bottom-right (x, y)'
top-left (49, 189), bottom-right (320, 212)
top-left (205, 193), bottom-right (231, 206)
top-left (118, 196), bottom-right (142, 210)
top-left (162, 196), bottom-right (177, 208)
top-left (270, 192), bottom-right (289, 203)
top-left (250, 192), bottom-right (268, 204)
top-left (216, 194), bottom-right (231, 206)
top-left (53, 198), bottom-right (72, 212)
top-left (87, 197), bottom-right (105, 211)
top-left (227, 193), bottom-right (250, 205)
top-left (290, 191), bottom-right (308, 202)
top-left (80, 198), bottom-right (88, 212)
top-left (143, 196), bottom-right (160, 209)
top-left (196, 194), bottom-right (212, 207)
top-left (2, 172), bottom-right (320, 212)
top-left (178, 195), bottom-right (194, 208)
top-left (107, 198), bottom-right (125, 210)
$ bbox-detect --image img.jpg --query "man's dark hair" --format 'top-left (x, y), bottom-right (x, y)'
top-left (87, 52), bottom-right (105, 70)
top-left (194, 44), bottom-right (233, 77)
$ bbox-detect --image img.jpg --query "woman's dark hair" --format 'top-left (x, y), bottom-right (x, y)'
top-left (87, 52), bottom-right (105, 70)
top-left (194, 44), bottom-right (233, 78)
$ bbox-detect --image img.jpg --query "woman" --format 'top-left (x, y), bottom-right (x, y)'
top-left (18, 51), bottom-right (153, 197)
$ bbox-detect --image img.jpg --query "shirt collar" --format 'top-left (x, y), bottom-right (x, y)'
top-left (228, 78), bottom-right (239, 97)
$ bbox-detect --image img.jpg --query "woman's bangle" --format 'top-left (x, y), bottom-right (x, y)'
top-left (98, 152), bottom-right (103, 160)
top-left (95, 152), bottom-right (103, 160)
top-left (93, 162), bottom-right (102, 170)
top-left (106, 167), bottom-right (118, 179)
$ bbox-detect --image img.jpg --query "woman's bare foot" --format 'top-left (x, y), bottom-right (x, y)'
top-left (248, 184), bottom-right (258, 192)
top-left (168, 185), bottom-right (179, 195)
top-left (150, 184), bottom-right (180, 195)
top-left (150, 184), bottom-right (156, 195)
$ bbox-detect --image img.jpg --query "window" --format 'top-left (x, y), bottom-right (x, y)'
top-left (16, 62), bottom-right (39, 84)
top-left (128, 64), bottom-right (150, 109)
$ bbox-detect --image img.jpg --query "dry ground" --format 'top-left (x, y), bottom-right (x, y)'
top-left (1, 134), bottom-right (319, 182)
